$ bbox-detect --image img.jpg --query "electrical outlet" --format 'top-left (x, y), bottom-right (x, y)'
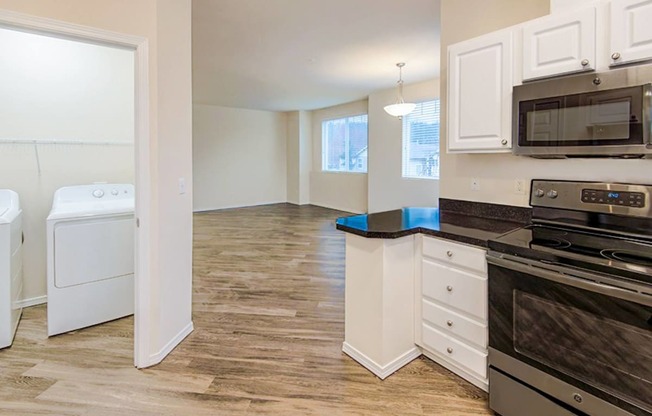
top-left (471, 178), bottom-right (480, 191)
top-left (514, 179), bottom-right (526, 195)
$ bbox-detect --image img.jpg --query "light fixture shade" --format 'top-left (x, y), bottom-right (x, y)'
top-left (384, 102), bottom-right (416, 117)
top-left (384, 62), bottom-right (416, 118)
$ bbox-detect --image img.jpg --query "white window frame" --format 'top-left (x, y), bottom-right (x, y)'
top-left (402, 100), bottom-right (440, 180)
top-left (321, 114), bottom-right (368, 173)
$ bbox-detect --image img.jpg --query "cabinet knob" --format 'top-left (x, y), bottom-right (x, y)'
top-left (446, 250), bottom-right (453, 258)
top-left (581, 59), bottom-right (589, 67)
top-left (611, 52), bottom-right (621, 61)
top-left (446, 285), bottom-right (453, 292)
top-left (501, 139), bottom-right (508, 146)
top-left (447, 347), bottom-right (454, 354)
top-left (447, 320), bottom-right (453, 327)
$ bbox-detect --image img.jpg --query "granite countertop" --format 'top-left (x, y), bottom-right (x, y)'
top-left (335, 199), bottom-right (531, 248)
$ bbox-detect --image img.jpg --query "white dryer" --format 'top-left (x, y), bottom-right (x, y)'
top-left (47, 184), bottom-right (135, 336)
top-left (0, 190), bottom-right (23, 349)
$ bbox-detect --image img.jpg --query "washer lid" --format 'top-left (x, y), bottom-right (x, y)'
top-left (0, 189), bottom-right (21, 224)
top-left (47, 199), bottom-right (134, 220)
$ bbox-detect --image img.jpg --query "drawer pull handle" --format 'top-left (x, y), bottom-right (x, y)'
top-left (447, 347), bottom-right (453, 354)
top-left (446, 320), bottom-right (453, 327)
top-left (446, 285), bottom-right (453, 292)
top-left (446, 250), bottom-right (453, 258)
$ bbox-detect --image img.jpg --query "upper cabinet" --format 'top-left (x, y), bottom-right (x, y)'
top-left (447, 30), bottom-right (513, 153)
top-left (522, 7), bottom-right (597, 81)
top-left (610, 0), bottom-right (652, 66)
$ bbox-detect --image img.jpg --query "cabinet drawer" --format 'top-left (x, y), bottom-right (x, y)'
top-left (422, 323), bottom-right (487, 379)
top-left (422, 259), bottom-right (487, 320)
top-left (422, 236), bottom-right (486, 274)
top-left (422, 299), bottom-right (487, 348)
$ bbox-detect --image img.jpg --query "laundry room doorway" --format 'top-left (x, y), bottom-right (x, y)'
top-left (0, 11), bottom-right (151, 367)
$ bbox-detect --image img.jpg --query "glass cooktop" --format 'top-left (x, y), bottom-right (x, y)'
top-left (489, 225), bottom-right (652, 285)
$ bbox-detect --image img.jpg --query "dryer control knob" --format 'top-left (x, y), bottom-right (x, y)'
top-left (92, 189), bottom-right (105, 198)
top-left (111, 189), bottom-right (119, 196)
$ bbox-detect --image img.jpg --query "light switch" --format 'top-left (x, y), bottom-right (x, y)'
top-left (178, 177), bottom-right (186, 195)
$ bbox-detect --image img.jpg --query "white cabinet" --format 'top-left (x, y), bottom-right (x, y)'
top-left (610, 0), bottom-right (652, 66)
top-left (416, 236), bottom-right (488, 391)
top-left (522, 7), bottom-right (597, 81)
top-left (447, 29), bottom-right (513, 153)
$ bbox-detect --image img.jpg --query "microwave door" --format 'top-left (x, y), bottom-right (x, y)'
top-left (522, 97), bottom-right (563, 146)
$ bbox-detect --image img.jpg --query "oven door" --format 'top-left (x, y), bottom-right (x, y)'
top-left (487, 253), bottom-right (652, 416)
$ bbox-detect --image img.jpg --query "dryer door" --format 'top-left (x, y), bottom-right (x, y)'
top-left (47, 215), bottom-right (134, 336)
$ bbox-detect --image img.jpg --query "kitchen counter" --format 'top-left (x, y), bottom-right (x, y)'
top-left (336, 199), bottom-right (530, 247)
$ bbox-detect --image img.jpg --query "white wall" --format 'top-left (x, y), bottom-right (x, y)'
top-left (440, 0), bottom-right (652, 207)
top-left (0, 0), bottom-right (194, 366)
top-left (310, 99), bottom-right (368, 213)
top-left (193, 104), bottom-right (288, 211)
top-left (367, 79), bottom-right (439, 213)
top-left (0, 28), bottom-right (134, 303)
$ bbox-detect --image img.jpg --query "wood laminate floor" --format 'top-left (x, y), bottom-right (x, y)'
top-left (0, 203), bottom-right (492, 415)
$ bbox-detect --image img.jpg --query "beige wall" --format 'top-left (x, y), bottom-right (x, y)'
top-left (367, 79), bottom-right (440, 213)
top-left (0, 0), bottom-right (194, 363)
top-left (193, 104), bottom-right (288, 211)
top-left (286, 110), bottom-right (311, 205)
top-left (0, 29), bottom-right (135, 303)
top-left (310, 99), bottom-right (369, 213)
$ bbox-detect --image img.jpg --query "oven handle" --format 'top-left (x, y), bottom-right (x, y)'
top-left (487, 254), bottom-right (652, 307)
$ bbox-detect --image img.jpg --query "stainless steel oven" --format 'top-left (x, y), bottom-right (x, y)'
top-left (487, 180), bottom-right (652, 416)
top-left (513, 65), bottom-right (652, 158)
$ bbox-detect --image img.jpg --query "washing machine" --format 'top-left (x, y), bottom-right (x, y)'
top-left (0, 189), bottom-right (23, 349)
top-left (46, 184), bottom-right (135, 336)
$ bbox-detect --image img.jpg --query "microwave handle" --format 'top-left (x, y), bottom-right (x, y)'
top-left (487, 253), bottom-right (652, 307)
top-left (645, 83), bottom-right (652, 145)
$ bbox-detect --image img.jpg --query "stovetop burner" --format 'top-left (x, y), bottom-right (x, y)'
top-left (489, 224), bottom-right (652, 285)
top-left (600, 249), bottom-right (652, 267)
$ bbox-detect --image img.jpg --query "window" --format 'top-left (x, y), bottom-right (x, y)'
top-left (322, 115), bottom-right (368, 173)
top-left (402, 100), bottom-right (440, 179)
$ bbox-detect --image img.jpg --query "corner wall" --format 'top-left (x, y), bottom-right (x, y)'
top-left (367, 79), bottom-right (440, 213)
top-left (310, 100), bottom-right (368, 213)
top-left (193, 104), bottom-right (288, 211)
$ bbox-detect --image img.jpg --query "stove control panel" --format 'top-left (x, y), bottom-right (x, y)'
top-left (530, 180), bottom-right (651, 218)
top-left (581, 189), bottom-right (645, 207)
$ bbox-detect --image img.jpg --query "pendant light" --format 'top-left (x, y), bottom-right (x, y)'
top-left (383, 62), bottom-right (416, 118)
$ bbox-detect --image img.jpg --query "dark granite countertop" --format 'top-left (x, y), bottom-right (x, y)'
top-left (335, 199), bottom-right (531, 248)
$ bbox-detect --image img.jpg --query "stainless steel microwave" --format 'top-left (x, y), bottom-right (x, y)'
top-left (513, 65), bottom-right (652, 158)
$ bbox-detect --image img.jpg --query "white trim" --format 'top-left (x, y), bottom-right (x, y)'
top-left (421, 349), bottom-right (489, 392)
top-left (342, 342), bottom-right (421, 379)
top-left (146, 322), bottom-right (194, 367)
top-left (192, 200), bottom-right (288, 213)
top-left (0, 9), bottom-right (151, 369)
top-left (16, 295), bottom-right (47, 308)
top-left (309, 202), bottom-right (365, 215)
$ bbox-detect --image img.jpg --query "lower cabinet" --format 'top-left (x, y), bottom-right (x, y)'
top-left (416, 235), bottom-right (488, 391)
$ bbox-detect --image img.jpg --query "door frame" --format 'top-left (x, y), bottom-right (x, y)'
top-left (0, 9), bottom-right (151, 367)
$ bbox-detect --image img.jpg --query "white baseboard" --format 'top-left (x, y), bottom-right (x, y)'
top-left (421, 349), bottom-right (488, 392)
top-left (310, 202), bottom-right (365, 215)
top-left (342, 342), bottom-right (421, 379)
top-left (17, 295), bottom-right (47, 308)
top-left (193, 200), bottom-right (287, 213)
top-left (146, 321), bottom-right (194, 367)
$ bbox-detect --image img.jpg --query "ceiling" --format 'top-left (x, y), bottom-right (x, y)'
top-left (192, 0), bottom-right (441, 112)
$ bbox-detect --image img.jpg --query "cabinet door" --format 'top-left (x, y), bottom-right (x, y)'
top-left (522, 7), bottom-right (596, 81)
top-left (447, 30), bottom-right (513, 152)
top-left (610, 0), bottom-right (652, 66)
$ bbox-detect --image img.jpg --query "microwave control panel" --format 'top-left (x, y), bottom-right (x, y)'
top-left (581, 189), bottom-right (645, 208)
